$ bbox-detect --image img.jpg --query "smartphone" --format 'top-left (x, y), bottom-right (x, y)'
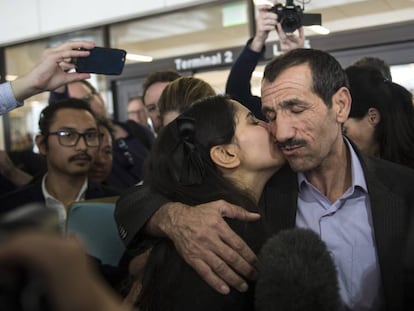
top-left (75, 47), bottom-right (127, 75)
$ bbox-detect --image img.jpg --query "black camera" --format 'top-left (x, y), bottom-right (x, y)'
top-left (268, 0), bottom-right (304, 33)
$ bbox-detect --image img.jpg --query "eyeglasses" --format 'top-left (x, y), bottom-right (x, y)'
top-left (48, 130), bottom-right (101, 147)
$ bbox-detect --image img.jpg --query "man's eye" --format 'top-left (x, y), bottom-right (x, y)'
top-left (265, 111), bottom-right (276, 122)
top-left (60, 131), bottom-right (73, 138)
top-left (291, 108), bottom-right (304, 114)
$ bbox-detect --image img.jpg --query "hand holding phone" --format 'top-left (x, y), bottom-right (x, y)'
top-left (74, 47), bottom-right (127, 75)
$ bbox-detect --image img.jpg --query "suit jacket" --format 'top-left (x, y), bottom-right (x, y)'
top-left (0, 176), bottom-right (120, 215)
top-left (261, 156), bottom-right (414, 311)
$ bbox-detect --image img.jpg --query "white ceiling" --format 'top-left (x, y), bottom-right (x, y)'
top-left (303, 0), bottom-right (414, 33)
top-left (114, 0), bottom-right (414, 60)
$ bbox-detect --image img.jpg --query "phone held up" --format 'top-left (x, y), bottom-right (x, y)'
top-left (74, 47), bottom-right (127, 75)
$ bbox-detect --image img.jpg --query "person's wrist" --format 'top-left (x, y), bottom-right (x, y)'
top-left (157, 202), bottom-right (188, 238)
top-left (250, 35), bottom-right (266, 53)
top-left (10, 74), bottom-right (37, 102)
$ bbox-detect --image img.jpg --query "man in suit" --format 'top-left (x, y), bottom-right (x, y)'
top-left (1, 99), bottom-right (119, 227)
top-left (115, 49), bottom-right (414, 310)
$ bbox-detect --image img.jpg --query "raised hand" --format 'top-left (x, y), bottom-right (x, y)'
top-left (11, 40), bottom-right (95, 102)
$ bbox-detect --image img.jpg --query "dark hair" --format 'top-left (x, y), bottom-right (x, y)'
top-left (142, 70), bottom-right (181, 104)
top-left (158, 76), bottom-right (216, 123)
top-left (146, 94), bottom-right (256, 207)
top-left (137, 95), bottom-right (259, 310)
top-left (346, 65), bottom-right (414, 168)
top-left (38, 98), bottom-right (95, 135)
top-left (352, 56), bottom-right (392, 81)
top-left (78, 79), bottom-right (98, 94)
top-left (96, 117), bottom-right (115, 141)
top-left (263, 48), bottom-right (349, 107)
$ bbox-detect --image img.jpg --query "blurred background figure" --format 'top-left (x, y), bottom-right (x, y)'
top-left (51, 80), bottom-right (108, 119)
top-left (158, 76), bottom-right (216, 127)
top-left (142, 70), bottom-right (181, 133)
top-left (0, 150), bottom-right (40, 196)
top-left (88, 117), bottom-right (114, 185)
top-left (127, 96), bottom-right (152, 130)
top-left (0, 232), bottom-right (129, 311)
top-left (352, 56), bottom-right (393, 81)
top-left (344, 65), bottom-right (414, 169)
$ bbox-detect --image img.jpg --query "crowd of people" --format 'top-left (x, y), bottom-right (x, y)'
top-left (1, 1), bottom-right (414, 311)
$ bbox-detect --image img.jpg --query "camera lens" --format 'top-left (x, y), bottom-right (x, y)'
top-left (281, 12), bottom-right (302, 33)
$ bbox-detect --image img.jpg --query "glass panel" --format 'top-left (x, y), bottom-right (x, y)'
top-left (193, 65), bottom-right (263, 97)
top-left (110, 1), bottom-right (250, 63)
top-left (4, 28), bottom-right (105, 151)
top-left (391, 63), bottom-right (414, 94)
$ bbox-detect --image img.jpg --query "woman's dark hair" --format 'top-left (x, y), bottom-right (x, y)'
top-left (346, 65), bottom-right (414, 168)
top-left (137, 95), bottom-right (259, 310)
top-left (263, 48), bottom-right (349, 107)
top-left (145, 94), bottom-right (256, 208)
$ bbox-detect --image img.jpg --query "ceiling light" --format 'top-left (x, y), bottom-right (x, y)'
top-left (253, 0), bottom-right (273, 5)
top-left (126, 54), bottom-right (153, 62)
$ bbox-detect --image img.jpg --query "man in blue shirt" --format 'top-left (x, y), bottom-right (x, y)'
top-left (115, 48), bottom-right (414, 310)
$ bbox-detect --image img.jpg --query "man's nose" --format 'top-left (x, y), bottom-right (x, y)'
top-left (75, 136), bottom-right (89, 150)
top-left (271, 117), bottom-right (295, 142)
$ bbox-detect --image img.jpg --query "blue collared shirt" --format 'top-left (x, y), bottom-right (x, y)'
top-left (296, 139), bottom-right (383, 310)
top-left (0, 81), bottom-right (23, 115)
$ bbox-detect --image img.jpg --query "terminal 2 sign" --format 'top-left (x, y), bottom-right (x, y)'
top-left (173, 48), bottom-right (240, 71)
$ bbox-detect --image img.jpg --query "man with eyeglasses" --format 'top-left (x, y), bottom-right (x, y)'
top-left (0, 98), bottom-right (119, 228)
top-left (49, 79), bottom-right (155, 190)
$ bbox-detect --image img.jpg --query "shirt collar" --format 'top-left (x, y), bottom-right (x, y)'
top-left (298, 137), bottom-right (368, 193)
top-left (42, 173), bottom-right (89, 205)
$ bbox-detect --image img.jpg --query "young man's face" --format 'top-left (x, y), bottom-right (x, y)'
top-left (261, 64), bottom-right (349, 173)
top-left (37, 108), bottom-right (99, 177)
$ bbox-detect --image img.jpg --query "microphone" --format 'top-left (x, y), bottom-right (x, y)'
top-left (255, 228), bottom-right (341, 311)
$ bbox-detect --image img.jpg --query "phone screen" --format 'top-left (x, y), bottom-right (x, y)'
top-left (75, 47), bottom-right (127, 75)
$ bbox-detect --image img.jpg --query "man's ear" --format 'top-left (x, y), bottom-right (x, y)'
top-left (367, 107), bottom-right (381, 126)
top-left (210, 144), bottom-right (240, 169)
top-left (333, 86), bottom-right (352, 123)
top-left (35, 134), bottom-right (47, 156)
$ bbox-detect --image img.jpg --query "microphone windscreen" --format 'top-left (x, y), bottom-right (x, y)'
top-left (255, 228), bottom-right (341, 311)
